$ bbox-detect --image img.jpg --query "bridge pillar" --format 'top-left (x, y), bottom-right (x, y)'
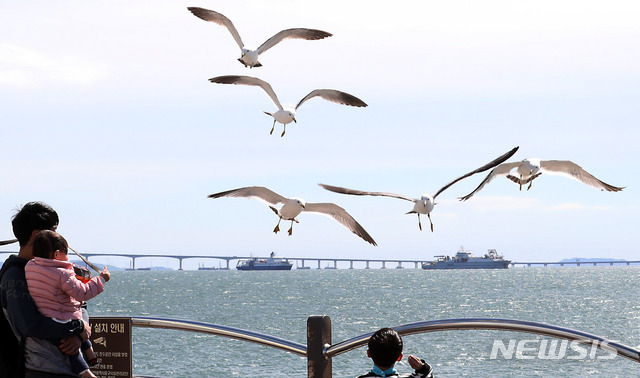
top-left (307, 315), bottom-right (331, 378)
top-left (179, 258), bottom-right (184, 271)
top-left (365, 261), bottom-right (370, 269)
top-left (396, 262), bottom-right (402, 269)
top-left (317, 260), bottom-right (322, 269)
top-left (381, 261), bottom-right (386, 269)
top-left (349, 261), bottom-right (354, 269)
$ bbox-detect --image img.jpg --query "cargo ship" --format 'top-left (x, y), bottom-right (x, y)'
top-left (422, 248), bottom-right (510, 269)
top-left (236, 252), bottom-right (293, 271)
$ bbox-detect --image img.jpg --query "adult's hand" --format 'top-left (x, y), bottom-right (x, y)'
top-left (59, 335), bottom-right (81, 355)
top-left (59, 321), bottom-right (91, 355)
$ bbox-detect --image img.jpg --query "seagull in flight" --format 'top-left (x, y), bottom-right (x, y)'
top-left (207, 186), bottom-right (377, 245)
top-left (319, 146), bottom-right (520, 231)
top-left (459, 158), bottom-right (625, 201)
top-left (209, 75), bottom-right (367, 136)
top-left (187, 7), bottom-right (332, 68)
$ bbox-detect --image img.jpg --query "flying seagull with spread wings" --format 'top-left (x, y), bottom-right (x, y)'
top-left (207, 186), bottom-right (377, 245)
top-left (319, 146), bottom-right (519, 231)
top-left (187, 7), bottom-right (332, 68)
top-left (459, 158), bottom-right (624, 201)
top-left (209, 75), bottom-right (367, 136)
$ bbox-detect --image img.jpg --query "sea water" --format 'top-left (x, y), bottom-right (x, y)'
top-left (87, 267), bottom-right (640, 377)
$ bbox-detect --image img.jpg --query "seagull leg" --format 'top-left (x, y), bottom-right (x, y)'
top-left (428, 213), bottom-right (434, 232)
top-left (527, 173), bottom-right (541, 190)
top-left (519, 175), bottom-right (523, 191)
top-left (273, 218), bottom-right (282, 234)
top-left (287, 220), bottom-right (294, 235)
top-left (417, 214), bottom-right (422, 231)
top-left (269, 119), bottom-right (276, 135)
top-left (281, 125), bottom-right (286, 137)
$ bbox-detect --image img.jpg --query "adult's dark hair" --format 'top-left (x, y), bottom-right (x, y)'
top-left (368, 328), bottom-right (403, 369)
top-left (32, 230), bottom-right (68, 259)
top-left (11, 202), bottom-right (59, 246)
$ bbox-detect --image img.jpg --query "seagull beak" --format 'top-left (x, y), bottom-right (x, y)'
top-left (293, 116), bottom-right (297, 123)
top-left (301, 204), bottom-right (305, 209)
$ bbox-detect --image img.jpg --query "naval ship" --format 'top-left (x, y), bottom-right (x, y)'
top-left (422, 248), bottom-right (510, 269)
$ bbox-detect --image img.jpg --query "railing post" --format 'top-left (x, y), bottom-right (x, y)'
top-left (307, 315), bottom-right (332, 378)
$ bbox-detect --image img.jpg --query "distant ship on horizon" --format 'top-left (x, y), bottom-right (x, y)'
top-left (422, 248), bottom-right (510, 270)
top-left (236, 252), bottom-right (293, 271)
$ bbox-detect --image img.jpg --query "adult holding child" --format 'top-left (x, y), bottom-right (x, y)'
top-left (1, 202), bottom-right (91, 378)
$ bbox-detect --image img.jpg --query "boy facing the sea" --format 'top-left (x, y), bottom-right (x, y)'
top-left (358, 327), bottom-right (434, 378)
top-left (25, 230), bottom-right (111, 378)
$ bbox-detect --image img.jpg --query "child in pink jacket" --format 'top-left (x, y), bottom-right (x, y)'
top-left (25, 230), bottom-right (110, 378)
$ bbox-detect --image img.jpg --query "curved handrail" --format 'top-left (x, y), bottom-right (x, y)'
top-left (131, 316), bottom-right (307, 356)
top-left (326, 317), bottom-right (640, 363)
top-left (129, 316), bottom-right (640, 363)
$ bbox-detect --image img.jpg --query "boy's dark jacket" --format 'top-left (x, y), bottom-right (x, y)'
top-left (358, 360), bottom-right (434, 377)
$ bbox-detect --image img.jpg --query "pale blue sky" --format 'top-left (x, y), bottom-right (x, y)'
top-left (1, 0), bottom-right (638, 268)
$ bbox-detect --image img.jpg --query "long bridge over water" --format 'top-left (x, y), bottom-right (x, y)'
top-left (3, 251), bottom-right (636, 270)
top-left (76, 253), bottom-right (428, 270)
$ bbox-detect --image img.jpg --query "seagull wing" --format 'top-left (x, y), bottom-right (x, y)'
top-left (303, 202), bottom-right (377, 246)
top-left (207, 186), bottom-right (288, 206)
top-left (187, 7), bottom-right (244, 49)
top-left (208, 75), bottom-right (283, 110)
top-left (458, 162), bottom-right (523, 201)
top-left (539, 160), bottom-right (624, 192)
top-left (295, 89), bottom-right (367, 110)
top-left (318, 183), bottom-right (415, 202)
top-left (433, 146), bottom-right (519, 199)
top-left (0, 238), bottom-right (18, 246)
top-left (256, 28), bottom-right (332, 55)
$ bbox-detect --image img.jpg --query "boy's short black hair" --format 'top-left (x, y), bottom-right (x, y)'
top-left (368, 328), bottom-right (403, 369)
top-left (11, 202), bottom-right (59, 246)
top-left (32, 230), bottom-right (68, 259)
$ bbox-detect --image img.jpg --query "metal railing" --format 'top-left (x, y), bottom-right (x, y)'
top-left (132, 316), bottom-right (306, 356)
top-left (130, 316), bottom-right (640, 377)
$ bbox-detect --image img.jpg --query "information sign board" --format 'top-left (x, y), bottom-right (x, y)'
top-left (89, 317), bottom-right (132, 377)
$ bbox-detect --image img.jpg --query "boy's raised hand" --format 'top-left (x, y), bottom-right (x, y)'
top-left (407, 355), bottom-right (424, 370)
